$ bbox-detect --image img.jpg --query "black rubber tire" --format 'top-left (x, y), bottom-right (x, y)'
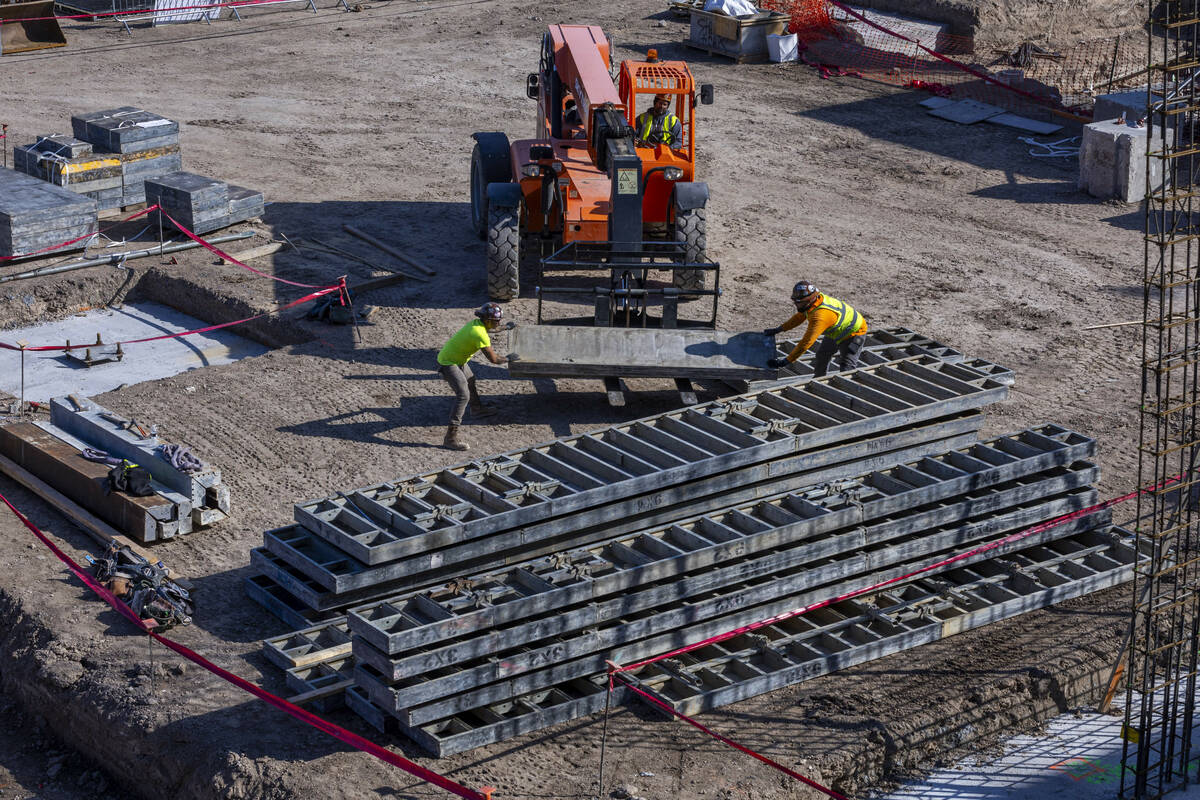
top-left (673, 206), bottom-right (707, 293)
top-left (470, 144), bottom-right (488, 240)
top-left (486, 205), bottom-right (520, 301)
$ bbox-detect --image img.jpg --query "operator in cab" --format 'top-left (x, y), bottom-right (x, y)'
top-left (635, 93), bottom-right (682, 149)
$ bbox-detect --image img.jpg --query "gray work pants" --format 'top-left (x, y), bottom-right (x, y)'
top-left (439, 362), bottom-right (475, 426)
top-left (812, 335), bottom-right (864, 378)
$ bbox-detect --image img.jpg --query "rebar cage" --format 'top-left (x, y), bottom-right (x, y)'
top-left (1123, 5), bottom-right (1200, 797)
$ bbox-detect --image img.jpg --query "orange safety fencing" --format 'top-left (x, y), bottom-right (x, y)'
top-left (758, 0), bottom-right (1149, 119)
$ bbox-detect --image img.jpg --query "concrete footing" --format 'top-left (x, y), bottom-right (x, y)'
top-left (1079, 118), bottom-right (1166, 203)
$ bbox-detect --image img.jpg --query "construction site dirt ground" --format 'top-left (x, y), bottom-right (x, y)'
top-left (0, 2), bottom-right (1148, 798)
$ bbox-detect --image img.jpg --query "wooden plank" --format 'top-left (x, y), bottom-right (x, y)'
top-left (0, 423), bottom-right (168, 543)
top-left (219, 241), bottom-right (283, 265)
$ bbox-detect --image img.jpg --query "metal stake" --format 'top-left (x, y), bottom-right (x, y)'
top-left (16, 340), bottom-right (28, 418)
top-left (597, 665), bottom-right (616, 800)
top-left (158, 207), bottom-right (164, 256)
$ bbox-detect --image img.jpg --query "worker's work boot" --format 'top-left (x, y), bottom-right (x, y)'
top-left (443, 424), bottom-right (470, 451)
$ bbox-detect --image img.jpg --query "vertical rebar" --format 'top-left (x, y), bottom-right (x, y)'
top-left (1122, 7), bottom-right (1200, 796)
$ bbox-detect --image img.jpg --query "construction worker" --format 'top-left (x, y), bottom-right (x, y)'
top-left (437, 303), bottom-right (506, 451)
top-left (635, 93), bottom-right (682, 148)
top-left (763, 281), bottom-right (868, 378)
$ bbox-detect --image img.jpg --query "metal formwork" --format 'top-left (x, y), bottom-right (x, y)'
top-left (632, 527), bottom-right (1149, 716)
top-left (347, 426), bottom-right (1096, 660)
top-left (250, 412), bottom-right (984, 606)
top-left (292, 357), bottom-right (1006, 565)
top-left (354, 489), bottom-right (1102, 717)
top-left (361, 522), bottom-right (1131, 756)
top-left (262, 618), bottom-right (352, 671)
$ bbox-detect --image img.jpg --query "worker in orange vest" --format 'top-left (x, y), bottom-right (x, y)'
top-left (764, 281), bottom-right (868, 377)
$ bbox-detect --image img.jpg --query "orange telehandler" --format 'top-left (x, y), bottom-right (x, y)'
top-left (470, 24), bottom-right (717, 326)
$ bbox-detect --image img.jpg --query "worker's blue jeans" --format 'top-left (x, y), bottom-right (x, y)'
top-left (813, 334), bottom-right (864, 378)
top-left (439, 362), bottom-right (475, 426)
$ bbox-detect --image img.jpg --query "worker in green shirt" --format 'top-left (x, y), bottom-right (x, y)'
top-left (437, 302), bottom-right (507, 451)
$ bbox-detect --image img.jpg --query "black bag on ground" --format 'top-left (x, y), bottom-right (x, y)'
top-left (107, 461), bottom-right (154, 496)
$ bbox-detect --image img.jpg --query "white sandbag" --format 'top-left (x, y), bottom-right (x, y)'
top-left (767, 32), bottom-right (798, 62)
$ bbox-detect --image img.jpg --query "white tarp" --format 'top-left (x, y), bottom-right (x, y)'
top-left (702, 0), bottom-right (757, 16)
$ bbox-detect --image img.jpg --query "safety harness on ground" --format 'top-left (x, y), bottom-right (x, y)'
top-left (88, 542), bottom-right (194, 630)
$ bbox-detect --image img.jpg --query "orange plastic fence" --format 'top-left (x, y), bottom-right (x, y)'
top-left (758, 0), bottom-right (1146, 119)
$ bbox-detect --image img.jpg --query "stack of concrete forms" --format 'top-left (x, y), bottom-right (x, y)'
top-left (0, 168), bottom-right (97, 258)
top-left (12, 109), bottom-right (183, 212)
top-left (246, 353), bottom-right (1014, 624)
top-left (145, 172), bottom-right (265, 235)
top-left (252, 417), bottom-right (1144, 756)
top-left (341, 429), bottom-right (1135, 755)
top-left (71, 107), bottom-right (183, 208)
top-left (0, 396), bottom-right (231, 542)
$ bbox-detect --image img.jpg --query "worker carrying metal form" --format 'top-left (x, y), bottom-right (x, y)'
top-left (764, 281), bottom-right (868, 377)
top-left (436, 303), bottom-right (506, 451)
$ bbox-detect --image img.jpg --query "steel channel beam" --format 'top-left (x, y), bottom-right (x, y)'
top-left (629, 528), bottom-right (1147, 716)
top-left (247, 423), bottom-right (983, 616)
top-left (261, 416), bottom-right (986, 597)
top-left (356, 518), bottom-right (1122, 757)
top-left (346, 427), bottom-right (1097, 662)
top-left (355, 492), bottom-right (1103, 715)
top-left (290, 358), bottom-right (1008, 566)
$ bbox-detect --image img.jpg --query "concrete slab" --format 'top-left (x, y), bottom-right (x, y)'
top-left (505, 325), bottom-right (776, 379)
top-left (1078, 118), bottom-right (1166, 203)
top-left (986, 112), bottom-right (1063, 135)
top-left (0, 302), bottom-right (268, 402)
top-left (928, 99), bottom-right (1006, 125)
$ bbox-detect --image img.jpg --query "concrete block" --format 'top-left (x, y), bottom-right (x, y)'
top-left (1078, 118), bottom-right (1166, 203)
top-left (35, 135), bottom-right (93, 159)
top-left (71, 108), bottom-right (180, 153)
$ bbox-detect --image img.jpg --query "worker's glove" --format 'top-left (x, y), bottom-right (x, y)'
top-left (767, 356), bottom-right (789, 370)
top-left (762, 327), bottom-right (781, 338)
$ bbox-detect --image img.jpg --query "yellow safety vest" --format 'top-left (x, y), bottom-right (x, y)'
top-left (637, 113), bottom-right (680, 146)
top-left (817, 295), bottom-right (863, 342)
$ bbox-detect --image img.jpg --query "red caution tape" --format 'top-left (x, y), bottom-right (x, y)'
top-left (159, 210), bottom-right (329, 289)
top-left (0, 0), bottom-right (319, 22)
top-left (0, 490), bottom-right (494, 800)
top-left (610, 671), bottom-right (849, 800)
